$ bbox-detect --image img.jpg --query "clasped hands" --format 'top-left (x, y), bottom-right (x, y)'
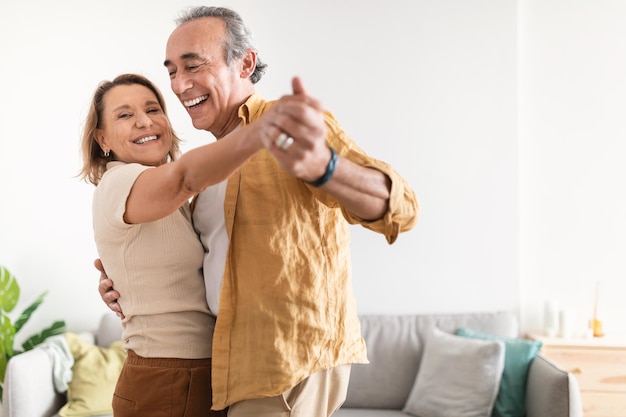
top-left (258, 77), bottom-right (333, 184)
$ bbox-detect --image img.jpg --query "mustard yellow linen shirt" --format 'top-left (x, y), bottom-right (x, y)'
top-left (210, 94), bottom-right (419, 409)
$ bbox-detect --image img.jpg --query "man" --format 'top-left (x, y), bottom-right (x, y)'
top-left (99, 6), bottom-right (418, 417)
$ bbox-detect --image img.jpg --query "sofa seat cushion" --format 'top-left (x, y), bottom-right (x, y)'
top-left (334, 409), bottom-right (407, 417)
top-left (52, 414), bottom-right (113, 417)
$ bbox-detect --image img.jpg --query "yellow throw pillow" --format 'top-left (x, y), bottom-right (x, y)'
top-left (58, 332), bottom-right (127, 417)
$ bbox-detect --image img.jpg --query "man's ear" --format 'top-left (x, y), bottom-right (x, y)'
top-left (240, 49), bottom-right (257, 79)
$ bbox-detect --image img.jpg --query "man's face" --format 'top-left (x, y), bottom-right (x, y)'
top-left (164, 17), bottom-right (244, 136)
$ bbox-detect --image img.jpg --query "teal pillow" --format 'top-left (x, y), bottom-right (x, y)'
top-left (456, 327), bottom-right (542, 417)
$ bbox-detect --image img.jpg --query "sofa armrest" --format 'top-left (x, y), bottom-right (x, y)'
top-left (2, 348), bottom-right (66, 417)
top-left (525, 354), bottom-right (583, 417)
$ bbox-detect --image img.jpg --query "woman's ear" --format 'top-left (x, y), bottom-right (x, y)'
top-left (94, 130), bottom-right (109, 154)
top-left (241, 49), bottom-right (257, 79)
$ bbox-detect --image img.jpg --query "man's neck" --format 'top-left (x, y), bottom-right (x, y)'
top-left (212, 90), bottom-right (255, 140)
top-left (212, 116), bottom-right (241, 140)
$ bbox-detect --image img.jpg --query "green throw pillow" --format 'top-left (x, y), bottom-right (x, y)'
top-left (456, 327), bottom-right (542, 417)
top-left (58, 332), bottom-right (127, 417)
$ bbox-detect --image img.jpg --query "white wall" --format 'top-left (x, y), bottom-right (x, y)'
top-left (520, 0), bottom-right (626, 337)
top-left (2, 0), bottom-right (620, 344)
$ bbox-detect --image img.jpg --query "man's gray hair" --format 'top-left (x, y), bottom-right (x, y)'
top-left (176, 6), bottom-right (267, 84)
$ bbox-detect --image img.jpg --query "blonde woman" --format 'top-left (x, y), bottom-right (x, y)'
top-left (80, 73), bottom-right (319, 417)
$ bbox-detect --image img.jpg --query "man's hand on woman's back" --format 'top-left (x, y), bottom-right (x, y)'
top-left (95, 258), bottom-right (125, 319)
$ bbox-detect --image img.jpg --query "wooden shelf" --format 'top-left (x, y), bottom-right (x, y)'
top-left (528, 333), bottom-right (626, 349)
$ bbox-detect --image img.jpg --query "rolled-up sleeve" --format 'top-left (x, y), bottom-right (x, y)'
top-left (316, 111), bottom-right (420, 244)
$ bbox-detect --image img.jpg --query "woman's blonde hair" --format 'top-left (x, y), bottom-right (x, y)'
top-left (79, 73), bottom-right (181, 185)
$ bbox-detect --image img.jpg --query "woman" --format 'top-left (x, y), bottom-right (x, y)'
top-left (79, 73), bottom-right (268, 417)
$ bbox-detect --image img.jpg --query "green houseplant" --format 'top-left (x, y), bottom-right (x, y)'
top-left (0, 265), bottom-right (66, 399)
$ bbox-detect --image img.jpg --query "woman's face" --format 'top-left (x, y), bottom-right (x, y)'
top-left (97, 84), bottom-right (172, 166)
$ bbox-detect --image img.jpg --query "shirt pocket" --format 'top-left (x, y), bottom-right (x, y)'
top-left (236, 154), bottom-right (287, 226)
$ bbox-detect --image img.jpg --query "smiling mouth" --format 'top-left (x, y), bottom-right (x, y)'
top-left (184, 95), bottom-right (208, 108)
top-left (134, 135), bottom-right (158, 144)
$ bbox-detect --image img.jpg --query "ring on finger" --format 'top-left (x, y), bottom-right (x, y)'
top-left (275, 133), bottom-right (287, 148)
top-left (275, 133), bottom-right (294, 151)
top-left (282, 136), bottom-right (294, 150)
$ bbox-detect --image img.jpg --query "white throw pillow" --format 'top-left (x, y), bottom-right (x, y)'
top-left (403, 327), bottom-right (505, 417)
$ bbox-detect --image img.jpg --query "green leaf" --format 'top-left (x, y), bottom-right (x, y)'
top-left (21, 320), bottom-right (66, 351)
top-left (0, 314), bottom-right (15, 358)
top-left (0, 266), bottom-right (65, 402)
top-left (0, 266), bottom-right (20, 314)
top-left (0, 314), bottom-right (15, 384)
top-left (13, 291), bottom-right (47, 334)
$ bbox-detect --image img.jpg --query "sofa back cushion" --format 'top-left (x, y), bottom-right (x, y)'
top-left (342, 311), bottom-right (518, 409)
top-left (96, 313), bottom-right (123, 347)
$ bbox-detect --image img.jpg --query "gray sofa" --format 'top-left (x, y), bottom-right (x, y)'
top-left (336, 311), bottom-right (583, 417)
top-left (2, 311), bottom-right (582, 417)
